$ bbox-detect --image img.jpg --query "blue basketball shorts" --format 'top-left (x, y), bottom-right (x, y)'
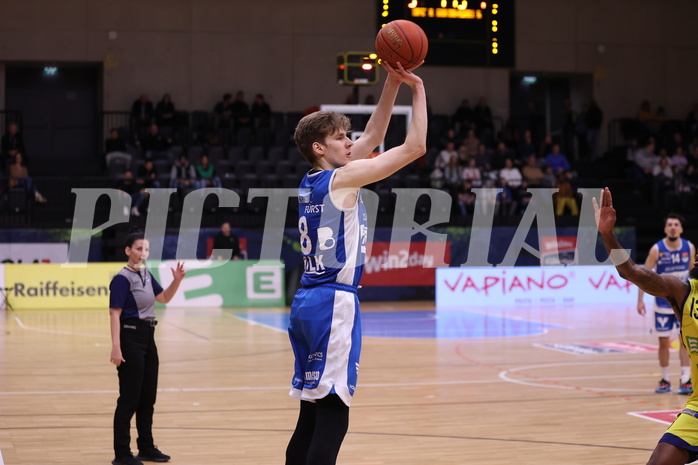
top-left (654, 306), bottom-right (679, 336)
top-left (288, 283), bottom-right (362, 407)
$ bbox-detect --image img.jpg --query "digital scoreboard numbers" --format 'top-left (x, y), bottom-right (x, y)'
top-left (378, 0), bottom-right (515, 67)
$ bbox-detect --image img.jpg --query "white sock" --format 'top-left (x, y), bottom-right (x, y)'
top-left (661, 366), bottom-right (670, 382)
top-left (681, 366), bottom-right (691, 384)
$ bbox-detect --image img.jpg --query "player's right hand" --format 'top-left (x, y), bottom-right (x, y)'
top-left (592, 187), bottom-right (617, 235)
top-left (383, 61), bottom-right (423, 88)
top-left (637, 302), bottom-right (646, 316)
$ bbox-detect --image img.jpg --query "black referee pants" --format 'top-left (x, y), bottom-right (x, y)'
top-left (113, 320), bottom-right (159, 457)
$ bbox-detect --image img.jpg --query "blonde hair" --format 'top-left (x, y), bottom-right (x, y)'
top-left (294, 111), bottom-right (351, 166)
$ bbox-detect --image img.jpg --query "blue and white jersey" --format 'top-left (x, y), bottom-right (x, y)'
top-left (298, 169), bottom-right (368, 288)
top-left (655, 238), bottom-right (692, 308)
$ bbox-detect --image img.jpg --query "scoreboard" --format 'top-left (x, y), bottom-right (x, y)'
top-left (378, 0), bottom-right (515, 67)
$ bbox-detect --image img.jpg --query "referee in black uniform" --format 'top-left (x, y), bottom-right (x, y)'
top-left (109, 230), bottom-right (185, 465)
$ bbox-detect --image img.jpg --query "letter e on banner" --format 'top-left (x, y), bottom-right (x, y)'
top-left (246, 266), bottom-right (282, 299)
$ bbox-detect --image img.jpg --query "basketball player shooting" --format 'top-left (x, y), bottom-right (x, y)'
top-left (284, 59), bottom-right (426, 465)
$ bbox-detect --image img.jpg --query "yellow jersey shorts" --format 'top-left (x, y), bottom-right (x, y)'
top-left (660, 408), bottom-right (698, 462)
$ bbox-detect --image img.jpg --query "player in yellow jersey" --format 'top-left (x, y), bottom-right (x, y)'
top-left (595, 187), bottom-right (698, 465)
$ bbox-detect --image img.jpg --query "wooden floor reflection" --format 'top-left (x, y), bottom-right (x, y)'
top-left (0, 301), bottom-right (686, 464)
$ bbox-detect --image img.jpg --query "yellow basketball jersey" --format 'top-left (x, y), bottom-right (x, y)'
top-left (681, 278), bottom-right (698, 409)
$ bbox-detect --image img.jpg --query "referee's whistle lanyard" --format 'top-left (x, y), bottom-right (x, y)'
top-left (127, 264), bottom-right (147, 287)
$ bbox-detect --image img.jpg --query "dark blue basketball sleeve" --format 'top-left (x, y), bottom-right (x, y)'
top-left (150, 272), bottom-right (164, 297)
top-left (109, 275), bottom-right (130, 309)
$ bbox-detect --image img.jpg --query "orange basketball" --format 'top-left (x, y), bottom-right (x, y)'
top-left (375, 20), bottom-right (428, 70)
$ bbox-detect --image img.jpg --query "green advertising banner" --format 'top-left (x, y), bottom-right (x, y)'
top-left (148, 260), bottom-right (285, 308)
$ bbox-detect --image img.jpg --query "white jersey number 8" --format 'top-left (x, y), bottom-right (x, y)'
top-left (299, 216), bottom-right (312, 255)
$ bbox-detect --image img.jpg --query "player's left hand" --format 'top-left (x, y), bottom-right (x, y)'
top-left (592, 187), bottom-right (617, 235)
top-left (170, 261), bottom-right (186, 281)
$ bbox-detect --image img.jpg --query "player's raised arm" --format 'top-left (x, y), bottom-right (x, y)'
top-left (349, 64), bottom-right (405, 161)
top-left (594, 187), bottom-right (689, 313)
top-left (333, 63), bottom-right (426, 190)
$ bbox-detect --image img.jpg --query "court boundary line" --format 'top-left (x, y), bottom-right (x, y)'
top-left (13, 316), bottom-right (107, 338)
top-left (11, 315), bottom-right (270, 344)
top-left (498, 360), bottom-right (655, 392)
top-left (627, 410), bottom-right (679, 426)
top-left (224, 311), bottom-right (288, 334)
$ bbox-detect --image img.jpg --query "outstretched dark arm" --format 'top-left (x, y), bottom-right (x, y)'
top-left (594, 187), bottom-right (690, 318)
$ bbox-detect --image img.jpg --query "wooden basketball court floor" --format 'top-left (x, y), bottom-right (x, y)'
top-left (0, 300), bottom-right (693, 464)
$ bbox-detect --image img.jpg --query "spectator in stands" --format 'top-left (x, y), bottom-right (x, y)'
top-left (499, 158), bottom-right (522, 188)
top-left (105, 128), bottom-right (132, 168)
top-left (517, 183), bottom-right (533, 216)
top-left (474, 97), bottom-right (494, 142)
top-left (363, 95), bottom-right (376, 105)
top-left (439, 128), bottom-right (460, 151)
top-left (518, 130), bottom-right (536, 163)
top-left (586, 99), bottom-right (604, 160)
top-left (212, 221), bottom-right (242, 261)
top-left (1, 122), bottom-right (26, 170)
top-left (452, 98), bottom-right (473, 136)
top-left (683, 164), bottom-right (698, 199)
top-left (668, 131), bottom-right (687, 157)
top-left (462, 128), bottom-right (480, 161)
top-left (136, 159), bottom-right (160, 189)
top-left (474, 142), bottom-right (492, 173)
top-left (429, 164), bottom-right (445, 189)
top-left (456, 180), bottom-right (476, 217)
top-left (652, 155), bottom-right (674, 208)
top-left (456, 143), bottom-right (470, 166)
top-left (8, 152), bottom-right (46, 203)
top-left (213, 93), bottom-right (234, 128)
top-left (461, 157), bottom-right (482, 187)
top-left (554, 174), bottom-right (578, 216)
top-left (194, 153), bottom-right (222, 188)
top-left (155, 93), bottom-right (176, 128)
top-left (139, 123), bottom-right (173, 161)
top-left (115, 170), bottom-right (144, 217)
top-left (541, 165), bottom-right (557, 188)
top-left (131, 94), bottom-right (154, 128)
top-left (231, 91), bottom-right (251, 130)
top-left (491, 141), bottom-right (511, 171)
top-left (633, 141), bottom-right (659, 184)
top-left (545, 144), bottom-right (571, 175)
top-left (671, 146), bottom-right (689, 173)
top-left (443, 155), bottom-right (462, 193)
top-left (626, 138), bottom-right (639, 165)
top-left (494, 177), bottom-right (516, 218)
top-left (170, 154), bottom-right (196, 190)
top-left (521, 154), bottom-right (544, 186)
top-left (251, 93), bottom-right (272, 129)
top-left (435, 141), bottom-right (458, 170)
